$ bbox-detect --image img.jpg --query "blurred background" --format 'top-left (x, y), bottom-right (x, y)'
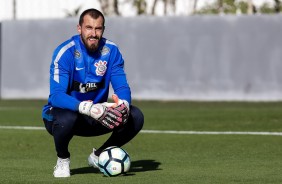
top-left (0, 0), bottom-right (281, 101)
top-left (0, 0), bottom-right (280, 19)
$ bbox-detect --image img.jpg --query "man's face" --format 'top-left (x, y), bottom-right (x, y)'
top-left (77, 14), bottom-right (104, 52)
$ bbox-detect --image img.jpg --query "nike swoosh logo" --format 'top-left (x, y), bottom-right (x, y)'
top-left (76, 67), bottom-right (85, 71)
top-left (92, 107), bottom-right (101, 115)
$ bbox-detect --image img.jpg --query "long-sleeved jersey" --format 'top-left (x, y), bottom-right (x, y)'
top-left (42, 35), bottom-right (131, 120)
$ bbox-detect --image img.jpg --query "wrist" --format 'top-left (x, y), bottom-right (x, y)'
top-left (122, 100), bottom-right (130, 110)
top-left (78, 101), bottom-right (93, 115)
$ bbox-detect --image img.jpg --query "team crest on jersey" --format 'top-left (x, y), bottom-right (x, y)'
top-left (100, 46), bottom-right (110, 56)
top-left (74, 50), bottom-right (81, 59)
top-left (94, 60), bottom-right (107, 76)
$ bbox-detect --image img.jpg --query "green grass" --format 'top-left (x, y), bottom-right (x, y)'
top-left (0, 100), bottom-right (282, 183)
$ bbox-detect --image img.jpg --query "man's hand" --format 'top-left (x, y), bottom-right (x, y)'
top-left (111, 94), bottom-right (130, 124)
top-left (79, 101), bottom-right (123, 129)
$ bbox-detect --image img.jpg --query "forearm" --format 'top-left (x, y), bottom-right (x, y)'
top-left (111, 74), bottom-right (131, 105)
top-left (49, 92), bottom-right (81, 111)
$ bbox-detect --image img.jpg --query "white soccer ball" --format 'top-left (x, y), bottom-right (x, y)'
top-left (98, 146), bottom-right (131, 177)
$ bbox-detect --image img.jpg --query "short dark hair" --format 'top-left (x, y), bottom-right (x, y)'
top-left (79, 9), bottom-right (105, 26)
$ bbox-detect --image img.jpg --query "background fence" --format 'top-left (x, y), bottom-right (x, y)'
top-left (1, 15), bottom-right (282, 101)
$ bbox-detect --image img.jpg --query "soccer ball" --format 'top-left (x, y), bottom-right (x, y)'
top-left (98, 146), bottom-right (131, 177)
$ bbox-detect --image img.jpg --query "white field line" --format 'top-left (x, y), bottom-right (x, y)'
top-left (141, 130), bottom-right (282, 136)
top-left (0, 125), bottom-right (45, 130)
top-left (0, 125), bottom-right (282, 136)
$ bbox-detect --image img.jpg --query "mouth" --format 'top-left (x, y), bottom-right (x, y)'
top-left (88, 37), bottom-right (98, 44)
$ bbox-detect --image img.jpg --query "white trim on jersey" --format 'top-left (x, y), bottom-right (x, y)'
top-left (105, 39), bottom-right (116, 46)
top-left (53, 41), bottom-right (75, 83)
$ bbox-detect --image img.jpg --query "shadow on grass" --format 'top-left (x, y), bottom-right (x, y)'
top-left (71, 159), bottom-right (161, 176)
top-left (71, 167), bottom-right (100, 175)
top-left (130, 160), bottom-right (161, 172)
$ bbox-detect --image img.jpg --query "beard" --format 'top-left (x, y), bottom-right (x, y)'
top-left (81, 35), bottom-right (100, 52)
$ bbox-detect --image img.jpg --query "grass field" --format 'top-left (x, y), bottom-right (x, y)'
top-left (1, 100), bottom-right (282, 183)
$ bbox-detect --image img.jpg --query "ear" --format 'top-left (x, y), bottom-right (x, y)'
top-left (77, 24), bottom-right (81, 34)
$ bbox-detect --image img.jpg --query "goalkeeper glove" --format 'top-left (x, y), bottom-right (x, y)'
top-left (78, 101), bottom-right (123, 129)
top-left (111, 94), bottom-right (130, 124)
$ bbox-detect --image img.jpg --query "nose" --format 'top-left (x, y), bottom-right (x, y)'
top-left (91, 29), bottom-right (97, 37)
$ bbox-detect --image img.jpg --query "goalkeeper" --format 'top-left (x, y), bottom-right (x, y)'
top-left (42, 8), bottom-right (144, 178)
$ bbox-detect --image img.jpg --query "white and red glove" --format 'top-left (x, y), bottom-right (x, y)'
top-left (79, 100), bottom-right (122, 129)
top-left (78, 94), bottom-right (130, 129)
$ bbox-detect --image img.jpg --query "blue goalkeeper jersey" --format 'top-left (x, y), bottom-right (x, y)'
top-left (42, 35), bottom-right (131, 120)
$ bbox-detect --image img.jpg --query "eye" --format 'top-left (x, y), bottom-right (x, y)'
top-left (96, 27), bottom-right (103, 32)
top-left (85, 26), bottom-right (93, 30)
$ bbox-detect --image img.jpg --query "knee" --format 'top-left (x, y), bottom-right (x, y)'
top-left (52, 108), bottom-right (78, 131)
top-left (130, 106), bottom-right (144, 131)
top-left (43, 118), bottom-right (53, 135)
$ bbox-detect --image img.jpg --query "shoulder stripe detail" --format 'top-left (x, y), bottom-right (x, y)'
top-left (53, 41), bottom-right (75, 83)
top-left (105, 39), bottom-right (117, 46)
